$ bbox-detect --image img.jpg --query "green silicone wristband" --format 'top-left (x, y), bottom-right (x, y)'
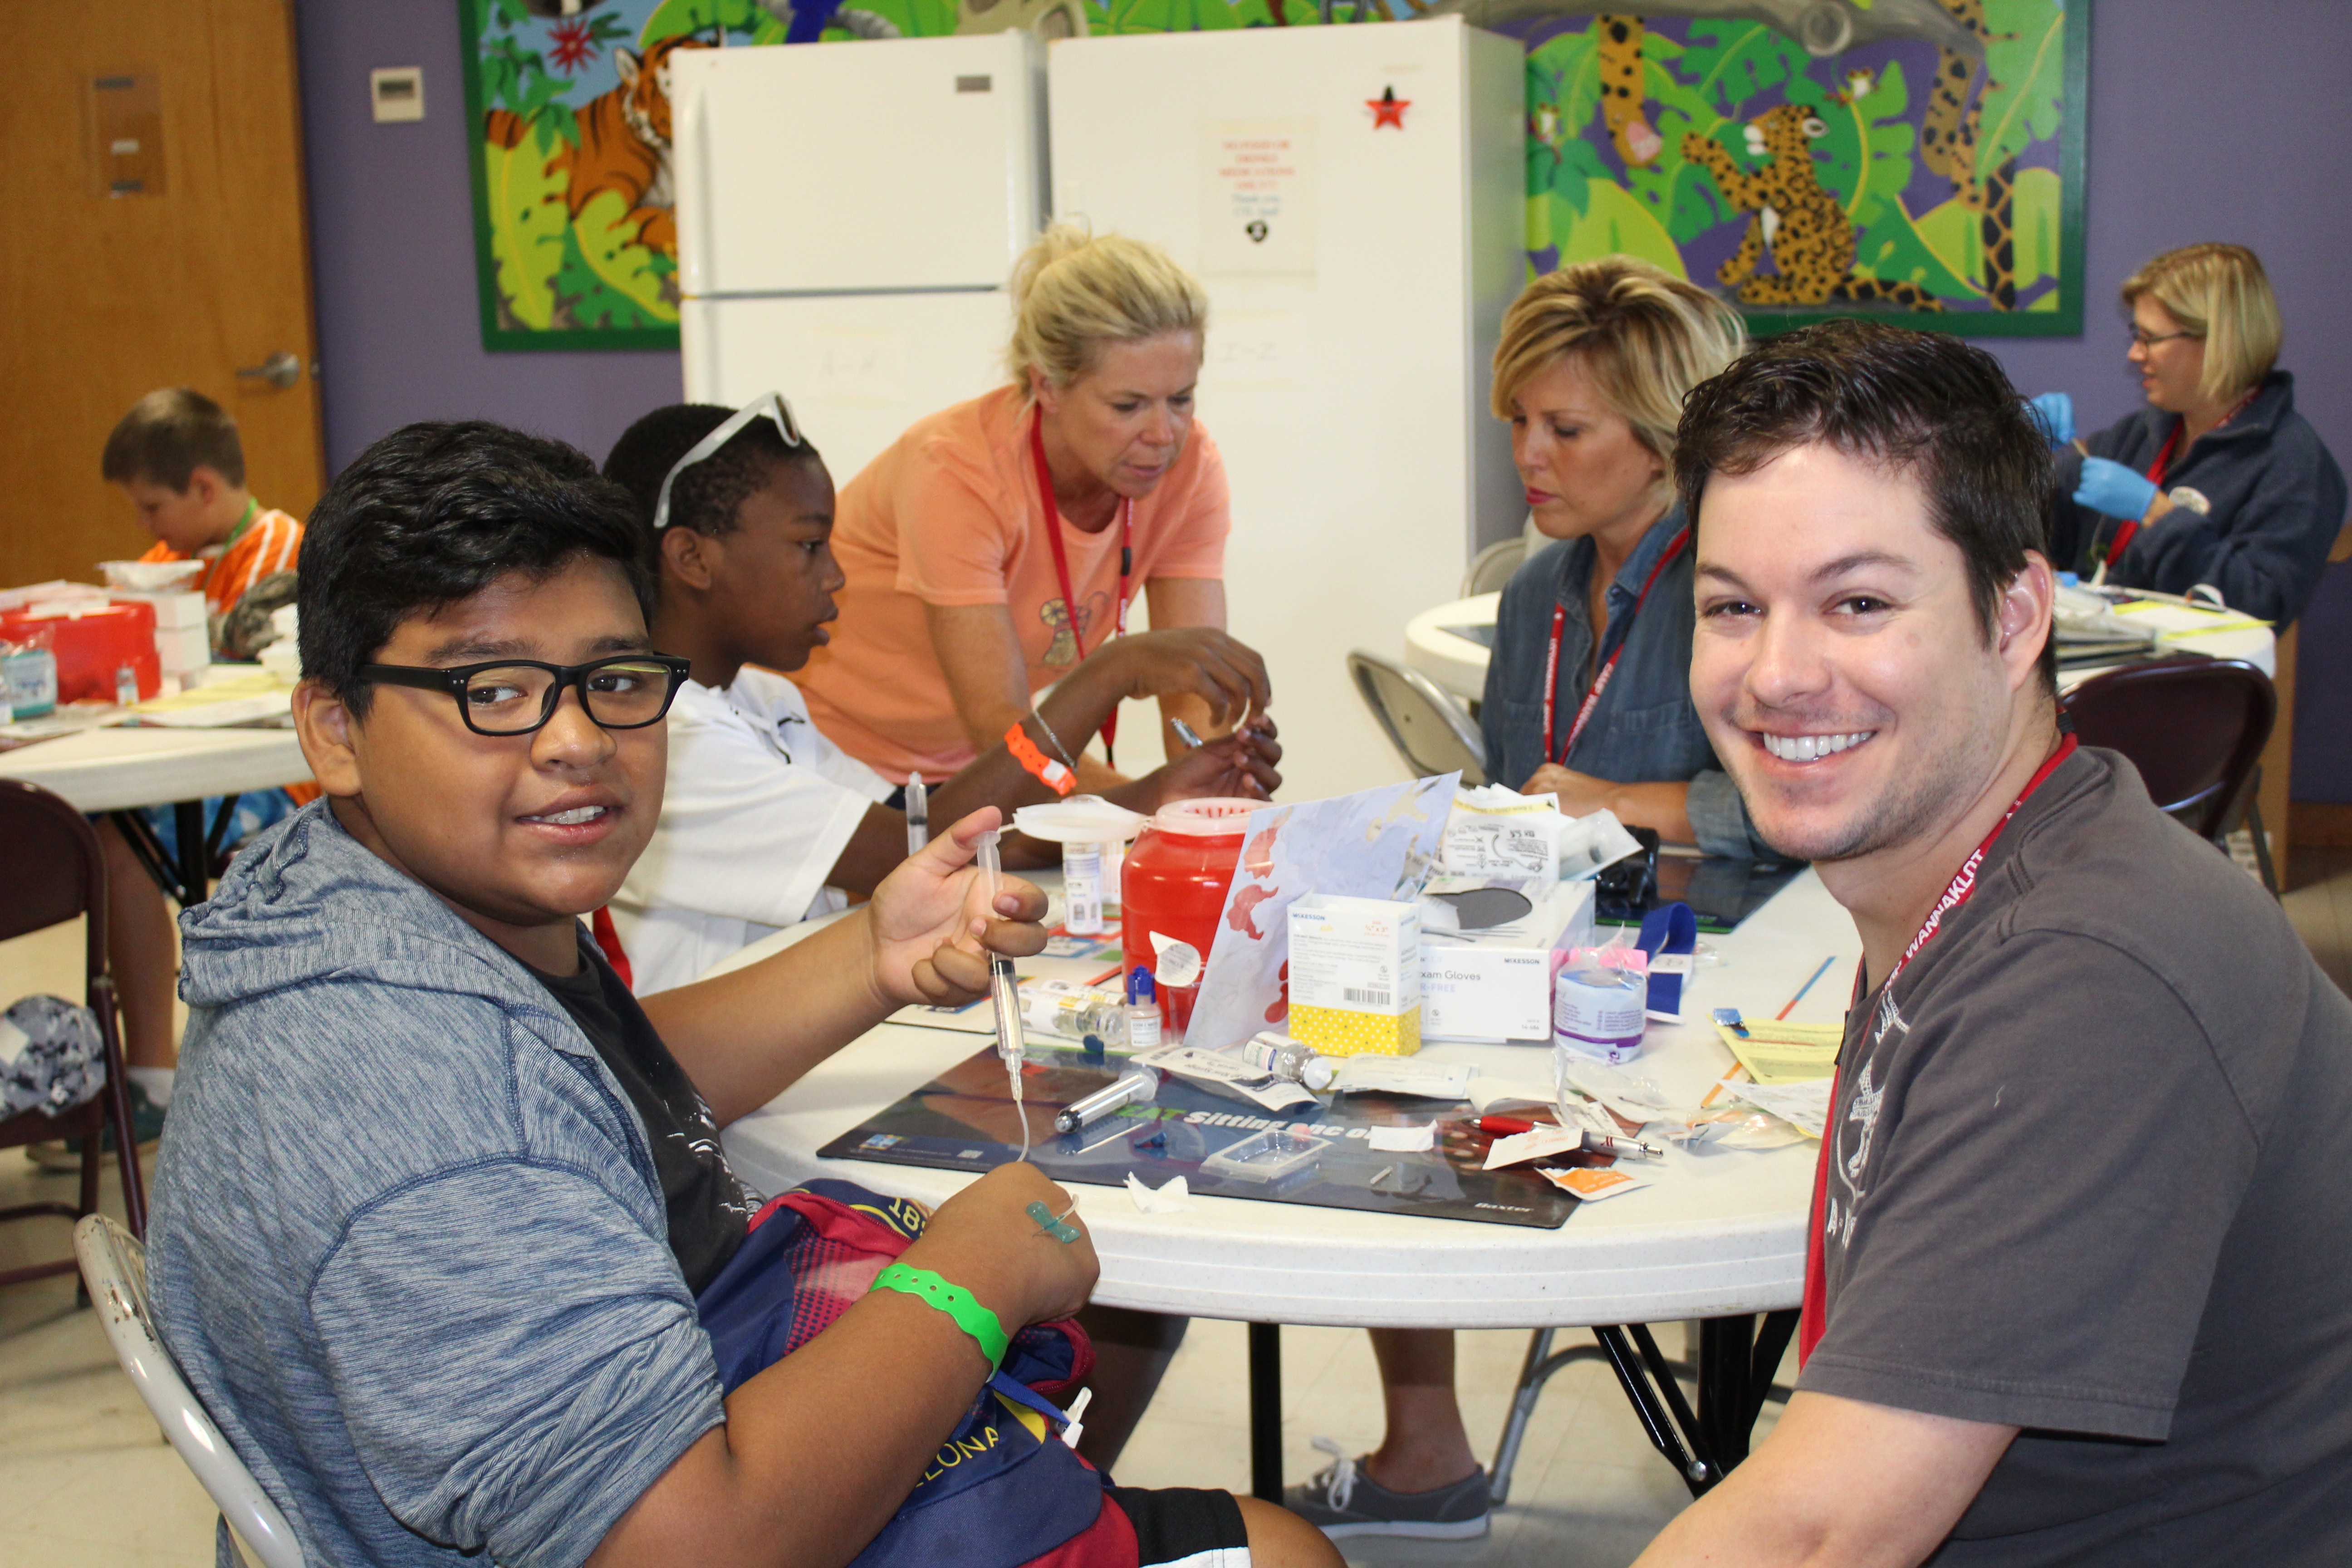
top-left (871, 1262), bottom-right (1011, 1369)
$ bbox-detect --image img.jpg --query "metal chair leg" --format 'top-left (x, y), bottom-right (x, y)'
top-left (2246, 796), bottom-right (2282, 898)
top-left (1489, 1328), bottom-right (1609, 1505)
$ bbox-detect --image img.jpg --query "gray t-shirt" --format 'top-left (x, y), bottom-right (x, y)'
top-left (1804, 746), bottom-right (2352, 1564)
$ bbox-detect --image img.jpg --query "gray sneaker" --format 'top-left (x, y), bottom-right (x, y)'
top-left (1282, 1436), bottom-right (1492, 1539)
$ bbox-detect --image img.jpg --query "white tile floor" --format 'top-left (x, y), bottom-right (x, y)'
top-left (5, 844), bottom-right (2343, 1565)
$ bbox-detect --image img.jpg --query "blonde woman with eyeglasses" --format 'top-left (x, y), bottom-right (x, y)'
top-left (2033, 243), bottom-right (2345, 626)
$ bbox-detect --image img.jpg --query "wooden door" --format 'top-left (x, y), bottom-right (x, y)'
top-left (0, 0), bottom-right (323, 590)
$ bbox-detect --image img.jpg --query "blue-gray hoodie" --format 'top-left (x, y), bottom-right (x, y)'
top-left (149, 800), bottom-right (724, 1568)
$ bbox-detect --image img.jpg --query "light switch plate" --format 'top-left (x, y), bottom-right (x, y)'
top-left (370, 67), bottom-right (423, 123)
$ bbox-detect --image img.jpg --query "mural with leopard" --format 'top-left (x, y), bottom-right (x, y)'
top-left (1917, 0), bottom-right (2022, 309)
top-left (1681, 103), bottom-right (1942, 310)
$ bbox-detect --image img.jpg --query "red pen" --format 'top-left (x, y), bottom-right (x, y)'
top-left (1476, 1116), bottom-right (1535, 1136)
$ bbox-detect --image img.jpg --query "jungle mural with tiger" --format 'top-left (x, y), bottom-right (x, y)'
top-left (461, 0), bottom-right (2082, 349)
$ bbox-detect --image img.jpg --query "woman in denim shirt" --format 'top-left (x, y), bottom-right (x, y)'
top-left (1284, 257), bottom-right (1766, 1544)
top-left (1483, 258), bottom-right (1768, 859)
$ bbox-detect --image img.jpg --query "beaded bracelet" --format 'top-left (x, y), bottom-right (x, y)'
top-left (871, 1262), bottom-right (1011, 1368)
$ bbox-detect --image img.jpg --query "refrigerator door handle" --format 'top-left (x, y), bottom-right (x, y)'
top-left (679, 86), bottom-right (715, 297)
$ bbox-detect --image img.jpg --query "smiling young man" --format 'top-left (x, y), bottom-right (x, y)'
top-left (1628, 322), bottom-right (2352, 1567)
top-left (145, 421), bottom-right (1333, 1568)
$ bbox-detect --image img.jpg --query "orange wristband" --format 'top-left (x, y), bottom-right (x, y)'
top-left (1005, 721), bottom-right (1076, 797)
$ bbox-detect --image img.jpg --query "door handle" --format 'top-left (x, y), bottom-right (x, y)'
top-left (235, 351), bottom-right (302, 388)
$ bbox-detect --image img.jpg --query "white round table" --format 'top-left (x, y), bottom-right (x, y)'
top-left (1407, 591), bottom-right (2280, 707)
top-left (0, 725), bottom-right (311, 906)
top-left (1403, 593), bottom-right (1500, 706)
top-left (711, 867), bottom-right (1858, 1495)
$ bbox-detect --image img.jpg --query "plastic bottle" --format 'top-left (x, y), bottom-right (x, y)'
top-left (1013, 796), bottom-right (1148, 936)
top-left (1023, 983), bottom-right (1130, 1053)
top-left (1553, 961), bottom-right (1648, 1064)
top-left (1120, 797), bottom-right (1259, 1039)
top-left (1126, 970), bottom-right (1163, 1055)
top-left (1235, 1033), bottom-right (1316, 1083)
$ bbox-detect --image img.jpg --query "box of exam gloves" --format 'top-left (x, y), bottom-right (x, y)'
top-left (1418, 880), bottom-right (1596, 1044)
top-left (1286, 895), bottom-right (1422, 1058)
top-left (1441, 784), bottom-right (1644, 882)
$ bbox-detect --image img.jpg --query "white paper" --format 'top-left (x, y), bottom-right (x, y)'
top-left (1554, 1058), bottom-right (1675, 1127)
top-left (1201, 119), bottom-right (1316, 276)
top-left (1715, 1077), bottom-right (1833, 1139)
top-left (1366, 1122), bottom-right (1435, 1152)
top-left (1125, 1172), bottom-right (1193, 1213)
top-left (1483, 1126), bottom-right (1582, 1170)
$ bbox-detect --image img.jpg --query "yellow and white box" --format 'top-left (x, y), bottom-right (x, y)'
top-left (1287, 894), bottom-right (1421, 1057)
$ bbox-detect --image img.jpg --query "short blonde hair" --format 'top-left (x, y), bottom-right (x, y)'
top-left (2122, 243), bottom-right (2282, 404)
top-left (1006, 224), bottom-right (1209, 392)
top-left (1491, 256), bottom-right (1746, 459)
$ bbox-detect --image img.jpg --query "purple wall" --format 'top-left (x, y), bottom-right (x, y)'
top-left (293, 0), bottom-right (2352, 796)
top-left (293, 0), bottom-right (681, 478)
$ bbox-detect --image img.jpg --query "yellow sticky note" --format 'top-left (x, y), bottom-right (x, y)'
top-left (1715, 1020), bottom-right (1842, 1084)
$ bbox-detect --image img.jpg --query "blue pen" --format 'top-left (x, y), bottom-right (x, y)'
top-left (905, 772), bottom-right (928, 854)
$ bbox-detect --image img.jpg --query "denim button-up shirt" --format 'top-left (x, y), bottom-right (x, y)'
top-left (1479, 507), bottom-right (1767, 860)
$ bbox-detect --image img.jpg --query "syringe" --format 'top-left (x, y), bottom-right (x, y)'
top-left (975, 828), bottom-right (1031, 1158)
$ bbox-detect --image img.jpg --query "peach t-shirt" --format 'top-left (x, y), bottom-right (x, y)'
top-left (796, 385), bottom-right (1230, 779)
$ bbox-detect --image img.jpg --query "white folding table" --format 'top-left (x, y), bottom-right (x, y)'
top-left (713, 868), bottom-right (1858, 1499)
top-left (0, 725), bottom-right (311, 907)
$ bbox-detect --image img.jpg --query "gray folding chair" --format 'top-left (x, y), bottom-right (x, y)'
top-left (1460, 538), bottom-right (1527, 598)
top-left (75, 1215), bottom-right (307, 1568)
top-left (1346, 650), bottom-right (1486, 784)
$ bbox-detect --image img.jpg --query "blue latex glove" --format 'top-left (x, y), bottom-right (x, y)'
top-left (2024, 391), bottom-right (2074, 448)
top-left (2073, 456), bottom-right (2160, 520)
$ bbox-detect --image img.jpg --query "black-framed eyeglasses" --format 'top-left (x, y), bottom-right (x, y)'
top-left (358, 655), bottom-right (692, 736)
top-left (2128, 326), bottom-right (2201, 349)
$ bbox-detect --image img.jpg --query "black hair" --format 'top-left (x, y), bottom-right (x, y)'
top-left (101, 387), bottom-right (245, 490)
top-left (602, 403), bottom-right (825, 550)
top-left (297, 421), bottom-right (656, 714)
top-left (1676, 320), bottom-right (2058, 692)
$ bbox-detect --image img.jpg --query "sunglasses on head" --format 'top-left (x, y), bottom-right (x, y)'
top-left (652, 392), bottom-right (806, 532)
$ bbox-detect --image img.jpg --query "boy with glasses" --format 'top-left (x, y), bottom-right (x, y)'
top-left (147, 420), bottom-right (1334, 1568)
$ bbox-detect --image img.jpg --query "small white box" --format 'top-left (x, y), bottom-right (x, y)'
top-left (1420, 882), bottom-right (1596, 1044)
top-left (154, 622), bottom-right (211, 672)
top-left (111, 589), bottom-right (209, 630)
top-left (1287, 895), bottom-right (1421, 1057)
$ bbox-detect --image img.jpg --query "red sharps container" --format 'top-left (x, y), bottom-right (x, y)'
top-left (1120, 798), bottom-right (1259, 1041)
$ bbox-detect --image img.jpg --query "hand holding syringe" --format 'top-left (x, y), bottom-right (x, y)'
top-left (975, 828), bottom-right (1035, 1159)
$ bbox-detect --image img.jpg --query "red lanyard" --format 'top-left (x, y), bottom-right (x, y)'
top-left (1029, 413), bottom-right (1133, 759)
top-left (1542, 528), bottom-right (1690, 767)
top-left (1798, 732), bottom-right (2079, 1363)
top-left (2103, 391), bottom-right (2253, 564)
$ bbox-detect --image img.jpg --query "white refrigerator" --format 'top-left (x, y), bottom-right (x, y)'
top-left (1048, 19), bottom-right (1524, 800)
top-left (671, 33), bottom-right (1046, 484)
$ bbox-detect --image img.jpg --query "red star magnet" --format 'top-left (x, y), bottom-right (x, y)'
top-left (1367, 85), bottom-right (1411, 129)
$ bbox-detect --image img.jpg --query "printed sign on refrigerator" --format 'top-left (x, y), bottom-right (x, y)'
top-left (1200, 119), bottom-right (1315, 277)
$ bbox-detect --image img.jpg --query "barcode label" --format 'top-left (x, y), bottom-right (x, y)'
top-left (1343, 986), bottom-right (1391, 1006)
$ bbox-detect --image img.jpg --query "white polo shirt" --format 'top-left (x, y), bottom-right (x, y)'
top-left (610, 667), bottom-right (895, 995)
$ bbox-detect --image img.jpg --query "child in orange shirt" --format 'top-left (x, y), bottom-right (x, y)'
top-left (105, 388), bottom-right (303, 628)
top-left (34, 392), bottom-right (308, 1167)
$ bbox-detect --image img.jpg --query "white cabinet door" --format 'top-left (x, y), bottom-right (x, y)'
top-left (683, 291), bottom-right (1014, 486)
top-left (676, 33), bottom-right (1044, 298)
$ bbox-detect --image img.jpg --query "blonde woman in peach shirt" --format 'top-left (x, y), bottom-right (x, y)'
top-left (796, 226), bottom-right (1274, 789)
